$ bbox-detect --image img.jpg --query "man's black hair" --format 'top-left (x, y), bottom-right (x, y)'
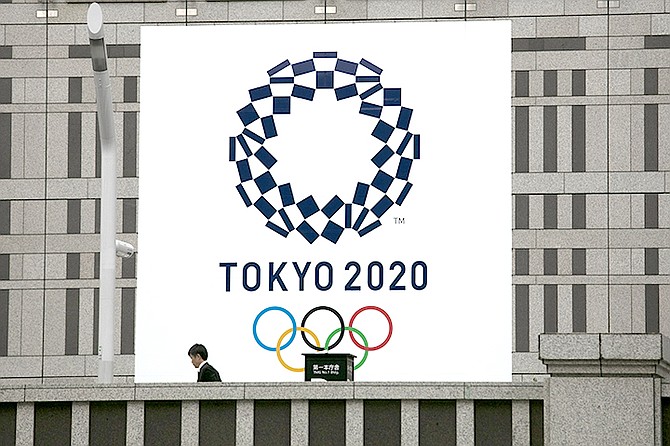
top-left (188, 343), bottom-right (208, 360)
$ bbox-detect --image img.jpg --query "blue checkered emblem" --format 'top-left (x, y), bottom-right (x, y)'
top-left (229, 52), bottom-right (420, 244)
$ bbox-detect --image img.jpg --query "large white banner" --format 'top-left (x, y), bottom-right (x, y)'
top-left (138, 21), bottom-right (511, 382)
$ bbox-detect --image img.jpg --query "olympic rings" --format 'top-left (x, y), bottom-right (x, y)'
top-left (325, 326), bottom-right (368, 370)
top-left (254, 305), bottom-right (392, 372)
top-left (276, 327), bottom-right (320, 372)
top-left (253, 306), bottom-right (296, 351)
top-left (300, 306), bottom-right (344, 351)
top-left (349, 306), bottom-right (393, 351)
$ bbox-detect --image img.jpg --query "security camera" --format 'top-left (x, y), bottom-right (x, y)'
top-left (115, 240), bottom-right (135, 258)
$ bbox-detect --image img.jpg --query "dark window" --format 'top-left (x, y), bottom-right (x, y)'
top-left (544, 195), bottom-right (557, 229)
top-left (662, 398), bottom-right (670, 446)
top-left (0, 114), bottom-right (11, 179)
top-left (474, 400), bottom-right (512, 446)
top-left (0, 290), bottom-right (8, 356)
top-left (68, 113), bottom-right (82, 178)
top-left (645, 194), bottom-right (658, 229)
top-left (572, 194), bottom-right (586, 229)
top-left (572, 249), bottom-right (586, 275)
top-left (0, 201), bottom-right (9, 234)
top-left (94, 252), bottom-right (100, 279)
top-left (644, 104), bottom-right (658, 171)
top-left (544, 285), bottom-right (558, 333)
top-left (93, 288), bottom-right (99, 354)
top-left (94, 199), bottom-right (101, 234)
top-left (65, 289), bottom-right (79, 355)
top-left (124, 77), bottom-right (138, 103)
top-left (254, 400), bottom-right (290, 446)
top-left (645, 284), bottom-right (659, 333)
top-left (530, 400), bottom-right (544, 446)
top-left (515, 195), bottom-right (529, 229)
top-left (69, 44), bottom-right (141, 59)
top-left (121, 256), bottom-right (136, 279)
top-left (544, 249), bottom-right (557, 275)
top-left (144, 401), bottom-right (181, 446)
top-left (90, 401), bottom-right (127, 446)
top-left (516, 249), bottom-right (529, 275)
top-left (68, 78), bottom-right (82, 103)
top-left (34, 402), bottom-right (72, 446)
top-left (66, 253), bottom-right (80, 279)
top-left (309, 400), bottom-right (346, 446)
top-left (515, 285), bottom-right (530, 352)
top-left (122, 199), bottom-right (137, 233)
top-left (67, 199), bottom-right (81, 234)
top-left (123, 112), bottom-right (137, 177)
top-left (645, 248), bottom-right (659, 275)
top-left (644, 35), bottom-right (670, 49)
top-left (644, 68), bottom-right (658, 95)
top-left (512, 37), bottom-right (586, 52)
top-left (515, 71), bottom-right (529, 97)
top-left (0, 254), bottom-right (8, 280)
top-left (543, 70), bottom-right (557, 96)
top-left (572, 70), bottom-right (586, 96)
top-left (515, 107), bottom-right (529, 173)
top-left (364, 400), bottom-right (401, 446)
top-left (543, 106), bottom-right (557, 172)
top-left (199, 401), bottom-right (236, 446)
top-left (419, 400), bottom-right (456, 446)
top-left (121, 288), bottom-right (135, 355)
top-left (0, 78), bottom-right (11, 104)
top-left (0, 403), bottom-right (16, 445)
top-left (572, 285), bottom-right (586, 332)
top-left (572, 105), bottom-right (586, 172)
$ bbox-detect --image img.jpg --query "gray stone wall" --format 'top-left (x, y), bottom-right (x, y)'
top-left (0, 381), bottom-right (546, 445)
top-left (0, 0), bottom-right (668, 383)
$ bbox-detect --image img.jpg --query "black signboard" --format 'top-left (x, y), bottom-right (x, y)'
top-left (303, 353), bottom-right (356, 381)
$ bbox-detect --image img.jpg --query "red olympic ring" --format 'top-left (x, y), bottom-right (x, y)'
top-left (348, 306), bottom-right (393, 351)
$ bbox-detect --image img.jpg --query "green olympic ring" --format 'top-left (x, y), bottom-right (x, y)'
top-left (324, 326), bottom-right (369, 370)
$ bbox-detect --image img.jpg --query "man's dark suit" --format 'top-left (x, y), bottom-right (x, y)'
top-left (198, 362), bottom-right (221, 382)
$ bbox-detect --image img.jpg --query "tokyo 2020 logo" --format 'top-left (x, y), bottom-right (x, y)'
top-left (228, 52), bottom-right (421, 244)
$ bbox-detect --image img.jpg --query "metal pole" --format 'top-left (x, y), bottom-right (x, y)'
top-left (88, 2), bottom-right (116, 384)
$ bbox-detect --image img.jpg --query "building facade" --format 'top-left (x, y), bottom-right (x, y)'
top-left (0, 0), bottom-right (669, 444)
top-left (0, 0), bottom-right (669, 442)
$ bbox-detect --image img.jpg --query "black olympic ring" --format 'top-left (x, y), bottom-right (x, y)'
top-left (300, 305), bottom-right (345, 351)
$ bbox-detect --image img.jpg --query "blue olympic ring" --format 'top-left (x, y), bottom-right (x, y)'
top-left (253, 306), bottom-right (297, 352)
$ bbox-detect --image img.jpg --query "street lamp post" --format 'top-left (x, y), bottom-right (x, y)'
top-left (88, 2), bottom-right (116, 384)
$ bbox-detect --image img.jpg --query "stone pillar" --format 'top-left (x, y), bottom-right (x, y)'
top-left (290, 400), bottom-right (309, 446)
top-left (456, 399), bottom-right (474, 446)
top-left (71, 401), bottom-right (90, 446)
top-left (15, 402), bottom-right (34, 446)
top-left (346, 399), bottom-right (363, 446)
top-left (181, 400), bottom-right (199, 446)
top-left (126, 401), bottom-right (144, 446)
top-left (400, 399), bottom-right (419, 446)
top-left (540, 333), bottom-right (669, 446)
top-left (236, 399), bottom-right (254, 446)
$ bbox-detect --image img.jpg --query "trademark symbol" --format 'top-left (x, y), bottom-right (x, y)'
top-left (394, 217), bottom-right (405, 224)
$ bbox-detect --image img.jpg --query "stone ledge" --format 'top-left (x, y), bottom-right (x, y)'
top-left (539, 333), bottom-right (670, 378)
top-left (0, 381), bottom-right (544, 402)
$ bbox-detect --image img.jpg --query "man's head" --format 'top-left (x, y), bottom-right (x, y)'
top-left (188, 343), bottom-right (208, 368)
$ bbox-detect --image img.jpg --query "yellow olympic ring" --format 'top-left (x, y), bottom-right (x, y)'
top-left (276, 327), bottom-right (320, 372)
